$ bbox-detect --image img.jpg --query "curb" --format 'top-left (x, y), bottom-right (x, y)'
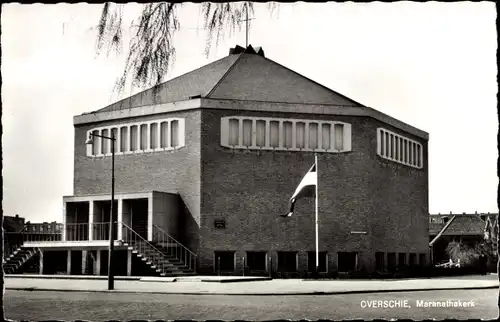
top-left (6, 285), bottom-right (498, 296)
top-left (5, 275), bottom-right (272, 283)
top-left (5, 275), bottom-right (142, 281)
top-left (200, 277), bottom-right (272, 283)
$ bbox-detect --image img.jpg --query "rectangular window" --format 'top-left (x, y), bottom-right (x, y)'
top-left (408, 142), bottom-right (412, 165)
top-left (296, 122), bottom-right (305, 149)
top-left (419, 254), bottom-right (426, 266)
top-left (307, 251), bottom-right (327, 272)
top-left (394, 137), bottom-right (399, 160)
top-left (412, 143), bottom-right (417, 166)
top-left (379, 130), bottom-right (385, 156)
top-left (398, 253), bottom-right (406, 267)
top-left (120, 127), bottom-right (128, 152)
top-left (171, 120), bottom-right (179, 148)
top-left (403, 140), bottom-right (408, 163)
top-left (140, 124), bottom-right (148, 150)
top-left (256, 120), bottom-right (266, 147)
top-left (101, 129), bottom-right (109, 154)
top-left (337, 252), bottom-right (357, 272)
top-left (399, 138), bottom-right (403, 162)
top-left (214, 251), bottom-right (235, 272)
top-left (247, 252), bottom-right (266, 271)
top-left (130, 126), bottom-right (138, 151)
top-left (220, 117), bottom-right (352, 153)
top-left (277, 251), bottom-right (297, 272)
top-left (150, 123), bottom-right (158, 149)
top-left (283, 121), bottom-right (293, 148)
top-left (228, 118), bottom-right (239, 146)
top-left (409, 253), bottom-right (417, 267)
top-left (334, 124), bottom-right (344, 150)
top-left (389, 134), bottom-right (394, 158)
top-left (269, 121), bottom-right (279, 148)
top-left (387, 252), bottom-right (397, 271)
top-left (321, 123), bottom-right (331, 150)
top-left (111, 128), bottom-right (118, 152)
top-left (92, 130), bottom-right (100, 155)
top-left (309, 123), bottom-right (318, 149)
top-left (242, 119), bottom-right (253, 147)
top-left (417, 145), bottom-right (421, 167)
top-left (375, 252), bottom-right (385, 271)
top-left (160, 122), bottom-right (168, 148)
top-left (385, 132), bottom-right (390, 157)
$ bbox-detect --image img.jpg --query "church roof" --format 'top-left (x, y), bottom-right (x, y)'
top-left (97, 45), bottom-right (364, 113)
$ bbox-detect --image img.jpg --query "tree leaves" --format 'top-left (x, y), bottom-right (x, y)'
top-left (95, 2), bottom-right (278, 97)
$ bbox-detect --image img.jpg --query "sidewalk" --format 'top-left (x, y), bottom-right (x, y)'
top-left (5, 274), bottom-right (498, 295)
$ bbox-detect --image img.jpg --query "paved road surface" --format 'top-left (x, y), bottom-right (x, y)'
top-left (4, 289), bottom-right (497, 320)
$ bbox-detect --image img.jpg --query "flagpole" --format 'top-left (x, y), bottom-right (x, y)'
top-left (315, 153), bottom-right (319, 277)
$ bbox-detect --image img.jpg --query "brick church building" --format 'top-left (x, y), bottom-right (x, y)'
top-left (9, 45), bottom-right (429, 277)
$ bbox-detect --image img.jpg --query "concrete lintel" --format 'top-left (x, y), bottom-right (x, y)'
top-left (63, 192), bottom-right (152, 203)
top-left (73, 99), bottom-right (201, 125)
top-left (24, 240), bottom-right (126, 249)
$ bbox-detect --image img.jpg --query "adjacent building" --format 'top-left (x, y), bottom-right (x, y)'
top-left (429, 212), bottom-right (498, 265)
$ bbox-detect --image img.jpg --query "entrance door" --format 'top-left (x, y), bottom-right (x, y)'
top-left (130, 199), bottom-right (148, 240)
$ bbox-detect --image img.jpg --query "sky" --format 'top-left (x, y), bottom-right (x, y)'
top-left (2, 2), bottom-right (498, 223)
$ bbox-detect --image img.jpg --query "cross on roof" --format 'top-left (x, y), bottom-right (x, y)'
top-left (239, 7), bottom-right (255, 47)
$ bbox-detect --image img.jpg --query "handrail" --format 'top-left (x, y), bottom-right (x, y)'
top-left (4, 230), bottom-right (61, 259)
top-left (121, 222), bottom-right (179, 275)
top-left (121, 222), bottom-right (196, 273)
top-left (65, 223), bottom-right (89, 241)
top-left (92, 222), bottom-right (110, 240)
top-left (121, 222), bottom-right (169, 257)
top-left (152, 224), bottom-right (197, 257)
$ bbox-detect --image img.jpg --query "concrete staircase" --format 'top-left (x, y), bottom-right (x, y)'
top-left (123, 240), bottom-right (195, 276)
top-left (3, 247), bottom-right (40, 274)
top-left (121, 223), bottom-right (196, 277)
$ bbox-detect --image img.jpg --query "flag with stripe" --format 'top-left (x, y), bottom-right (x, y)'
top-left (282, 163), bottom-right (317, 217)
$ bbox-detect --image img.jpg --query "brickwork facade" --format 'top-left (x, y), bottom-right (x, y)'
top-left (198, 108), bottom-right (428, 274)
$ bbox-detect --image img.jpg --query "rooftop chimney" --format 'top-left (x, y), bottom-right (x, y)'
top-left (229, 45), bottom-right (265, 57)
top-left (229, 45), bottom-right (245, 55)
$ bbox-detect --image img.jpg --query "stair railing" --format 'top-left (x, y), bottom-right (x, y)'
top-left (65, 223), bottom-right (89, 241)
top-left (121, 222), bottom-right (174, 275)
top-left (4, 224), bottom-right (62, 260)
top-left (3, 225), bottom-right (29, 260)
top-left (152, 224), bottom-right (197, 272)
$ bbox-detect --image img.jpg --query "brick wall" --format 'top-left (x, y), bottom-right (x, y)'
top-left (199, 108), bottom-right (429, 274)
top-left (73, 110), bottom-right (201, 252)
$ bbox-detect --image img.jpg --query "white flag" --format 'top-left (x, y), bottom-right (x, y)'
top-left (282, 163), bottom-right (316, 217)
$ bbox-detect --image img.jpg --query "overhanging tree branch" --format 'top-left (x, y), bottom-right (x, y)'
top-left (95, 2), bottom-right (279, 97)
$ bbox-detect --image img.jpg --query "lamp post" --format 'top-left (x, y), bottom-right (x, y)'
top-left (86, 131), bottom-right (116, 290)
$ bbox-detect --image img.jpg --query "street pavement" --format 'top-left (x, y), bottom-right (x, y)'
top-left (4, 273), bottom-right (498, 295)
top-left (4, 289), bottom-right (498, 320)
